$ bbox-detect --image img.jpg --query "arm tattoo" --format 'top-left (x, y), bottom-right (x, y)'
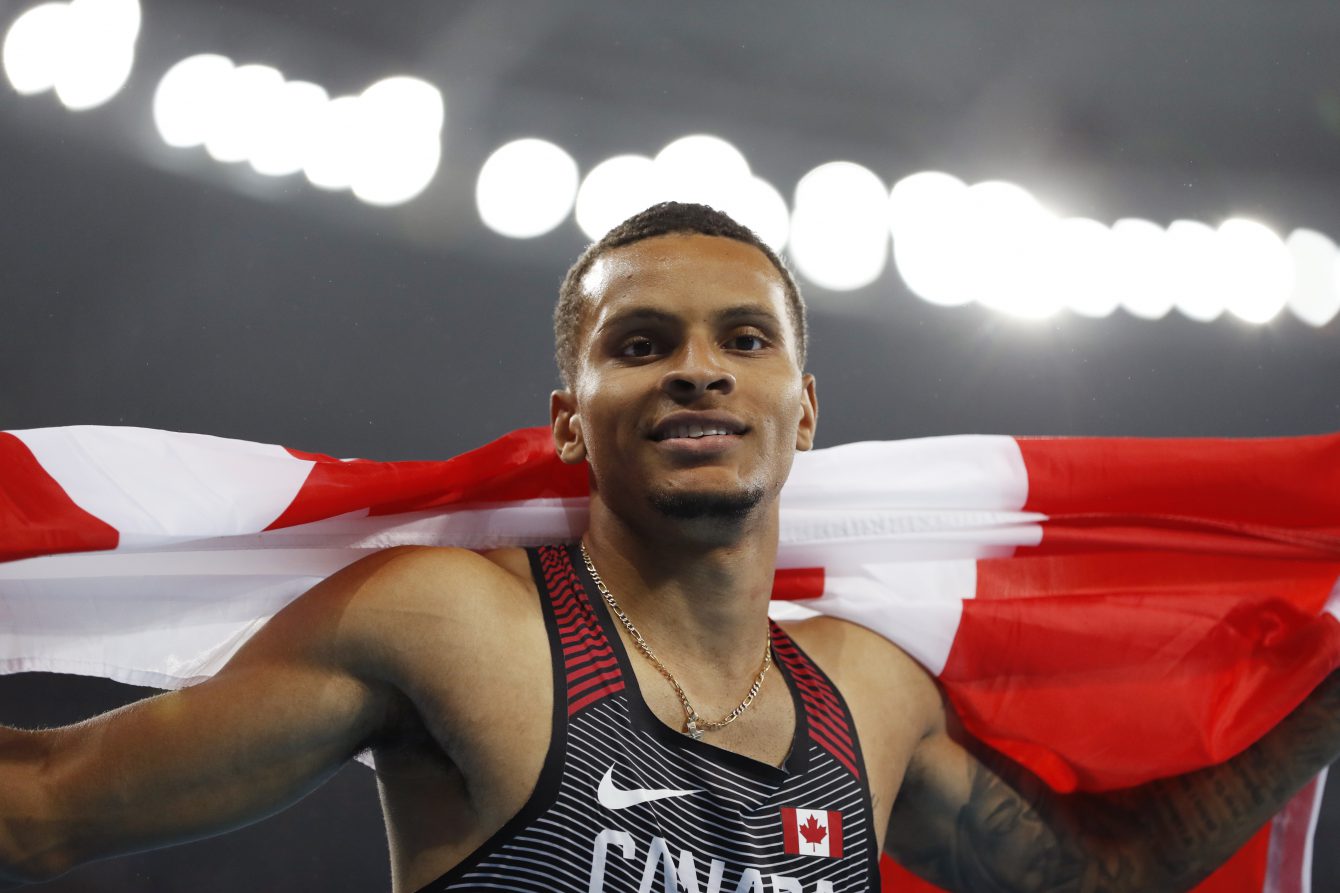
top-left (888, 671), bottom-right (1340, 893)
top-left (891, 747), bottom-right (1138, 893)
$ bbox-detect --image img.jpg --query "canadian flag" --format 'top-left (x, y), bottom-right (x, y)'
top-left (781, 807), bottom-right (843, 858)
top-left (2, 424), bottom-right (1339, 893)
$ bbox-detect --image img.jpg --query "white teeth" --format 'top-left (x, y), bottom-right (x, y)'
top-left (664, 424), bottom-right (732, 439)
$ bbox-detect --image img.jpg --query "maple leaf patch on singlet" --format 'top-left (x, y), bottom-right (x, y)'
top-left (781, 808), bottom-right (844, 858)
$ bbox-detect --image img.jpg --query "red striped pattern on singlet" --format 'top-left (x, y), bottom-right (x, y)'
top-left (538, 545), bottom-right (626, 716)
top-left (770, 627), bottom-right (862, 779)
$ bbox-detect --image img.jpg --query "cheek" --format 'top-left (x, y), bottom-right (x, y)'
top-left (767, 387), bottom-right (806, 432)
top-left (575, 381), bottom-right (644, 450)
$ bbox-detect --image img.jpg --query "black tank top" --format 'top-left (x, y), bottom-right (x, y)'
top-left (416, 544), bottom-right (881, 892)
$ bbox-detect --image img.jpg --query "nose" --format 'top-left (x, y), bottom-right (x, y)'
top-left (660, 341), bottom-right (735, 402)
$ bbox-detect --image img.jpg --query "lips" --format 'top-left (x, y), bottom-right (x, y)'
top-left (650, 412), bottom-right (747, 442)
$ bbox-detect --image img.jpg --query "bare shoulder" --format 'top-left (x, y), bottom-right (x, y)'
top-left (252, 545), bottom-right (540, 686)
top-left (336, 544), bottom-right (537, 614)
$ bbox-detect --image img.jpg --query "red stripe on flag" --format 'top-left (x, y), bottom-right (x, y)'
top-left (942, 584), bottom-right (1340, 792)
top-left (772, 567), bottom-right (825, 601)
top-left (1017, 434), bottom-right (1340, 526)
top-left (976, 551), bottom-right (1340, 608)
top-left (270, 427), bottom-right (588, 530)
top-left (1026, 522), bottom-right (1340, 560)
top-left (0, 432), bottom-right (118, 562)
top-left (1016, 435), bottom-right (1340, 559)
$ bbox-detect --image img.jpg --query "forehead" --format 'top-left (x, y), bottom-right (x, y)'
top-left (579, 234), bottom-right (789, 327)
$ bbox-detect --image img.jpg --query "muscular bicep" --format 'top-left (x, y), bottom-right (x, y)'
top-left (884, 718), bottom-right (1146, 893)
top-left (52, 658), bottom-right (388, 854)
top-left (31, 548), bottom-right (423, 874)
top-left (885, 729), bottom-right (1073, 893)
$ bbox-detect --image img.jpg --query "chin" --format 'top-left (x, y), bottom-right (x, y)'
top-left (648, 485), bottom-right (766, 521)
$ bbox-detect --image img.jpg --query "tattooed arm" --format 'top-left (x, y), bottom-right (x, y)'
top-left (884, 671), bottom-right (1340, 893)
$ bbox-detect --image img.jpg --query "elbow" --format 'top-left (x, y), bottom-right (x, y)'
top-left (0, 826), bottom-right (77, 888)
top-left (0, 733), bottom-right (77, 886)
top-left (1, 859), bottom-right (68, 888)
top-left (0, 815), bottom-right (78, 887)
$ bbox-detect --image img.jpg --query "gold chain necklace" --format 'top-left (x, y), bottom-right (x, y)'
top-left (580, 543), bottom-right (772, 740)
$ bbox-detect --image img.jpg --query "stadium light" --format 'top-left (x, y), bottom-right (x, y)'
top-left (572, 135), bottom-right (789, 251)
top-left (1285, 229), bottom-right (1340, 328)
top-left (574, 154), bottom-right (659, 240)
top-left (653, 135), bottom-right (749, 207)
top-left (1044, 217), bottom-right (1120, 319)
top-left (1111, 218), bottom-right (1176, 320)
top-left (3, 0), bottom-right (140, 110)
top-left (1165, 219), bottom-right (1224, 323)
top-left (301, 95), bottom-right (362, 190)
top-left (153, 55), bottom-right (443, 207)
top-left (204, 64), bottom-right (283, 164)
top-left (959, 181), bottom-right (1059, 319)
top-left (889, 172), bottom-right (972, 307)
top-left (721, 176), bottom-right (790, 254)
top-left (154, 54), bottom-right (234, 148)
top-left (789, 161), bottom-right (889, 292)
top-left (348, 77), bottom-right (444, 206)
top-left (1217, 218), bottom-right (1293, 324)
top-left (476, 138), bottom-right (579, 238)
top-left (248, 79), bottom-right (329, 177)
top-left (887, 169), bottom-right (1339, 327)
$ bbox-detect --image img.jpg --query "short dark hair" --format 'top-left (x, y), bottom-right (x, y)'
top-left (554, 201), bottom-right (807, 388)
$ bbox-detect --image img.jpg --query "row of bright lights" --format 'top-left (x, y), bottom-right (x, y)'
top-left (5, 5), bottom-right (1339, 325)
top-left (2, 0), bottom-right (139, 111)
top-left (2, 2), bottom-right (442, 208)
top-left (477, 135), bottom-right (790, 249)
top-left (476, 137), bottom-right (1340, 326)
top-left (152, 55), bottom-right (443, 206)
top-left (890, 174), bottom-right (1338, 326)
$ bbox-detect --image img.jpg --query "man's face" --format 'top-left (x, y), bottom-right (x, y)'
top-left (551, 234), bottom-right (817, 532)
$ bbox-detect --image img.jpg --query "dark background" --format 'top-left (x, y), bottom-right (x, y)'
top-left (2, 1), bottom-right (1338, 890)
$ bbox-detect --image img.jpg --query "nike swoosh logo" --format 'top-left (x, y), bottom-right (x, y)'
top-left (597, 766), bottom-right (702, 810)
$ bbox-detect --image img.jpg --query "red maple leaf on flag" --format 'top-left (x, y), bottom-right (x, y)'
top-left (799, 814), bottom-right (828, 846)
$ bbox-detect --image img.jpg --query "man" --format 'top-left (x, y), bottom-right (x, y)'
top-left (1, 202), bottom-right (1337, 893)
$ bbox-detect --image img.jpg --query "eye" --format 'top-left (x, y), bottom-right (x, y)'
top-left (726, 334), bottom-right (768, 351)
top-left (619, 336), bottom-right (657, 358)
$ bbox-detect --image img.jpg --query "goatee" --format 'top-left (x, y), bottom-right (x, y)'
top-left (650, 486), bottom-right (765, 521)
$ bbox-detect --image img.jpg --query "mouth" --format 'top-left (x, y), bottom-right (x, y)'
top-left (650, 412), bottom-right (748, 443)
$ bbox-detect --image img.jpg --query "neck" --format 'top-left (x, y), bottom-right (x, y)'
top-left (581, 493), bottom-right (778, 682)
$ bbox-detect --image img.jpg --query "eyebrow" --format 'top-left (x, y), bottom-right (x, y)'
top-left (597, 304), bottom-right (784, 333)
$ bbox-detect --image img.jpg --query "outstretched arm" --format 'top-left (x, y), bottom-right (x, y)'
top-left (0, 546), bottom-right (455, 886)
top-left (885, 671), bottom-right (1340, 893)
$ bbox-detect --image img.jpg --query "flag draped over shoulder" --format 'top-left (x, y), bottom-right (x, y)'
top-left (2, 424), bottom-right (1339, 893)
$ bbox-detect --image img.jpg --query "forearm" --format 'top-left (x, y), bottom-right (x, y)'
top-left (1, 672), bottom-right (387, 885)
top-left (1101, 669), bottom-right (1340, 893)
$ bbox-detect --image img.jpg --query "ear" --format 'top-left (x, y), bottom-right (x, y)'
top-left (794, 373), bottom-right (819, 451)
top-left (550, 389), bottom-right (587, 464)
